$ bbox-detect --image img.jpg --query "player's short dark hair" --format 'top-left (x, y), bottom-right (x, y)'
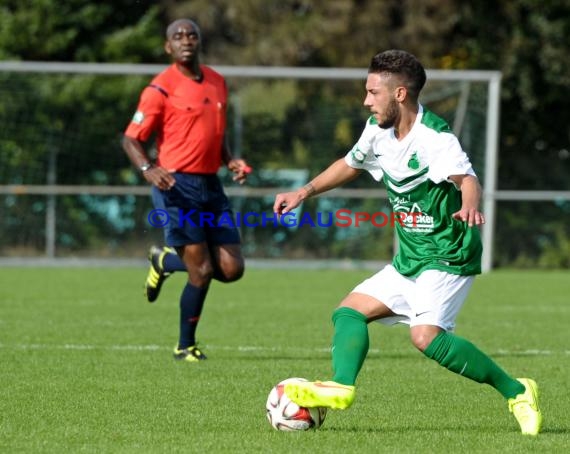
top-left (166, 19), bottom-right (201, 41)
top-left (368, 50), bottom-right (426, 101)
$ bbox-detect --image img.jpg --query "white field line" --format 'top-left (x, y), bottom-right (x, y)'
top-left (0, 343), bottom-right (331, 353)
top-left (0, 343), bottom-right (569, 356)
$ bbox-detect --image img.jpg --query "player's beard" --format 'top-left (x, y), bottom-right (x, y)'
top-left (377, 98), bottom-right (399, 129)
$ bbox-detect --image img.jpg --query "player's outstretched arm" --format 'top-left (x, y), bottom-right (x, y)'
top-left (449, 174), bottom-right (485, 227)
top-left (273, 159), bottom-right (361, 215)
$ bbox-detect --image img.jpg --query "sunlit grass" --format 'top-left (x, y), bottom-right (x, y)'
top-left (0, 268), bottom-right (568, 453)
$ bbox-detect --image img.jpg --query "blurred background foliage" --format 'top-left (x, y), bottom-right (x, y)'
top-left (0, 0), bottom-right (568, 267)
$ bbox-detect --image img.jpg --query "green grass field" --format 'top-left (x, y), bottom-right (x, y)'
top-left (1, 267), bottom-right (568, 453)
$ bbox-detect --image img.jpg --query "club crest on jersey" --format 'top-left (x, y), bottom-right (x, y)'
top-left (351, 147), bottom-right (366, 163)
top-left (132, 111), bottom-right (145, 124)
top-left (407, 151), bottom-right (420, 170)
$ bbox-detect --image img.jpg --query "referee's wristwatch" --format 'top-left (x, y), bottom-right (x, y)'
top-left (139, 162), bottom-right (153, 172)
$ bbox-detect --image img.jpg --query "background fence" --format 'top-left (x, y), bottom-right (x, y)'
top-left (1, 63), bottom-right (569, 270)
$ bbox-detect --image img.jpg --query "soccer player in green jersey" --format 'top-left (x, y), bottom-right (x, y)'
top-left (273, 49), bottom-right (542, 436)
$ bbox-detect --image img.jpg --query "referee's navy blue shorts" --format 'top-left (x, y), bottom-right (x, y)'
top-left (151, 173), bottom-right (241, 247)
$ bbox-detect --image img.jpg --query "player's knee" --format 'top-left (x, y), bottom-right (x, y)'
top-left (217, 260), bottom-right (244, 282)
top-left (188, 263), bottom-right (214, 287)
top-left (410, 330), bottom-right (434, 352)
top-left (410, 325), bottom-right (442, 352)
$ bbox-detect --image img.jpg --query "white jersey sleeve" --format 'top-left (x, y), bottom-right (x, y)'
top-left (426, 132), bottom-right (476, 184)
top-left (344, 117), bottom-right (384, 181)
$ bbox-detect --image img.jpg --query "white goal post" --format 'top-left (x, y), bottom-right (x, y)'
top-left (0, 61), bottom-right (504, 270)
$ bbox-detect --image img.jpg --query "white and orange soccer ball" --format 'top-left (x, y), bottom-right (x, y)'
top-left (265, 378), bottom-right (327, 431)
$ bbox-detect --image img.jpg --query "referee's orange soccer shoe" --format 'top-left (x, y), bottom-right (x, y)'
top-left (508, 378), bottom-right (542, 436)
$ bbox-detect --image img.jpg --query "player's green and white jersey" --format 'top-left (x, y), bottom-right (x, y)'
top-left (345, 104), bottom-right (482, 277)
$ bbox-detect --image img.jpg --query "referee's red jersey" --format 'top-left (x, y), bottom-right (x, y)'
top-left (124, 64), bottom-right (228, 174)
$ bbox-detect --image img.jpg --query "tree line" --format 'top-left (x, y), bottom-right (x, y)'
top-left (0, 0), bottom-right (568, 267)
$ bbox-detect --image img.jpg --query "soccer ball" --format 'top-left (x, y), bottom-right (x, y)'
top-left (266, 378), bottom-right (327, 431)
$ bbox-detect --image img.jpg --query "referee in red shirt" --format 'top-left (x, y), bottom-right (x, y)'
top-left (122, 19), bottom-right (251, 362)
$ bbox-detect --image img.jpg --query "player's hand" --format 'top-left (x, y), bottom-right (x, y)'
top-left (273, 191), bottom-right (304, 215)
top-left (227, 159), bottom-right (252, 184)
top-left (452, 208), bottom-right (485, 227)
top-left (143, 166), bottom-right (176, 190)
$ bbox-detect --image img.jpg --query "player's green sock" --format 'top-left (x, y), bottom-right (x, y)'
top-left (330, 307), bottom-right (369, 386)
top-left (424, 331), bottom-right (525, 399)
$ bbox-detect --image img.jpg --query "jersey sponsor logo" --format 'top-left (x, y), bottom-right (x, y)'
top-left (390, 196), bottom-right (434, 232)
top-left (132, 111), bottom-right (145, 124)
top-left (404, 213), bottom-right (434, 230)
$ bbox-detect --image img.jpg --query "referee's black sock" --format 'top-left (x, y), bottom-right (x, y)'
top-left (178, 282), bottom-right (209, 349)
top-left (162, 249), bottom-right (186, 272)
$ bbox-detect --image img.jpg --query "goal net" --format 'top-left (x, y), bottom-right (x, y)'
top-left (0, 62), bottom-right (500, 269)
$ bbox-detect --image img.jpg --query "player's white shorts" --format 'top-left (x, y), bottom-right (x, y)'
top-left (351, 264), bottom-right (474, 331)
